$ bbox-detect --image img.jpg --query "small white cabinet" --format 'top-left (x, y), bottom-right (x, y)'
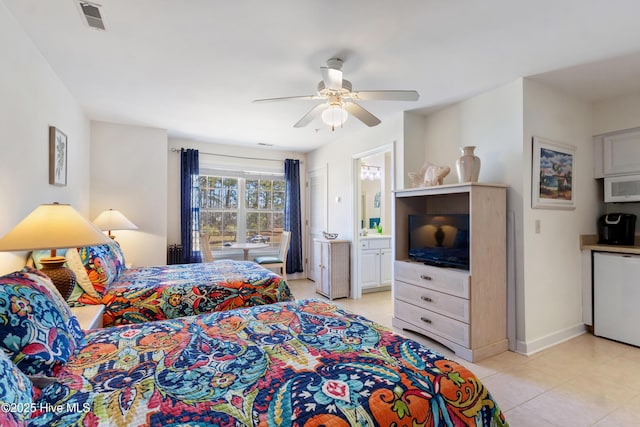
top-left (314, 239), bottom-right (350, 299)
top-left (594, 127), bottom-right (640, 178)
top-left (360, 236), bottom-right (392, 292)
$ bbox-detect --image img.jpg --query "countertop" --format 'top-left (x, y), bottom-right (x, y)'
top-left (361, 234), bottom-right (392, 239)
top-left (580, 234), bottom-right (640, 255)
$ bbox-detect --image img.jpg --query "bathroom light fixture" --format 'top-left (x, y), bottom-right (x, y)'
top-left (361, 165), bottom-right (381, 180)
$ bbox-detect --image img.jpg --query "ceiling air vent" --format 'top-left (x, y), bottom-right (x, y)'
top-left (77, 1), bottom-right (106, 30)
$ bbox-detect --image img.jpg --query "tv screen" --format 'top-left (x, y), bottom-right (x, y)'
top-left (408, 214), bottom-right (470, 270)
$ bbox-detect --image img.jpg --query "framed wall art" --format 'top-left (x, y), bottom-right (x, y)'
top-left (531, 136), bottom-right (575, 210)
top-left (49, 126), bottom-right (67, 186)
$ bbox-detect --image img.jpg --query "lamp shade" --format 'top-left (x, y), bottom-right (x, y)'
top-left (0, 203), bottom-right (112, 251)
top-left (93, 209), bottom-right (138, 232)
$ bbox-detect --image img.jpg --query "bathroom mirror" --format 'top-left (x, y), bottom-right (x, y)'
top-left (360, 153), bottom-right (388, 232)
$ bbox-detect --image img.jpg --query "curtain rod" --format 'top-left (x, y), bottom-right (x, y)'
top-left (170, 147), bottom-right (302, 163)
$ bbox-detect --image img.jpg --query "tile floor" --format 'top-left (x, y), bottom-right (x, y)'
top-left (288, 279), bottom-right (640, 427)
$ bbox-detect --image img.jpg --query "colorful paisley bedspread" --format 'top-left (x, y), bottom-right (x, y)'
top-left (77, 260), bottom-right (294, 327)
top-left (31, 299), bottom-right (508, 427)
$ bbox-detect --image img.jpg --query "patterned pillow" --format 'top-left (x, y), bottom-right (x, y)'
top-left (0, 349), bottom-right (33, 426)
top-left (77, 244), bottom-right (119, 294)
top-left (29, 249), bottom-right (100, 299)
top-left (107, 240), bottom-right (127, 275)
top-left (0, 268), bottom-right (85, 376)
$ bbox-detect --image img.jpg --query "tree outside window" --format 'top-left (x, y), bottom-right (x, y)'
top-left (199, 173), bottom-right (284, 248)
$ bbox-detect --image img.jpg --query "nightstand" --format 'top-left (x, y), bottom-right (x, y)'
top-left (70, 304), bottom-right (105, 330)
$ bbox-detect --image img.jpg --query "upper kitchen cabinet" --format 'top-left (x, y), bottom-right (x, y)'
top-left (594, 127), bottom-right (640, 178)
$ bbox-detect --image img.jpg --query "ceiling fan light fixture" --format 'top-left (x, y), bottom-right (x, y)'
top-left (321, 104), bottom-right (348, 131)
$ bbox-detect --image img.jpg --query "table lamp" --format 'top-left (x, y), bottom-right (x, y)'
top-left (92, 209), bottom-right (138, 240)
top-left (0, 202), bottom-right (112, 298)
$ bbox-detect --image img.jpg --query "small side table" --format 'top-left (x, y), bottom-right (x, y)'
top-left (70, 304), bottom-right (105, 330)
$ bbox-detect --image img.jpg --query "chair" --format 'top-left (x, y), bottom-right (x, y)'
top-left (199, 232), bottom-right (214, 263)
top-left (254, 230), bottom-right (290, 279)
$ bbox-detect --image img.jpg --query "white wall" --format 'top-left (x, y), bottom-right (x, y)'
top-left (307, 115), bottom-right (403, 242)
top-left (521, 78), bottom-right (598, 353)
top-left (0, 3), bottom-right (90, 274)
top-left (592, 92), bottom-right (640, 135)
top-left (90, 122), bottom-right (168, 267)
top-left (416, 79), bottom-right (598, 354)
top-left (419, 80), bottom-right (524, 351)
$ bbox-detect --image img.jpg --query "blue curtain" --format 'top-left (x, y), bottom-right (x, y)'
top-left (284, 159), bottom-right (303, 274)
top-left (180, 149), bottom-right (202, 263)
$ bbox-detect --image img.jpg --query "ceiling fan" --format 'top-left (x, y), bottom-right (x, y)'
top-left (253, 58), bottom-right (420, 131)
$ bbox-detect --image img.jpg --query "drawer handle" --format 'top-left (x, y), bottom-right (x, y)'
top-left (420, 274), bottom-right (432, 281)
top-left (420, 317), bottom-right (432, 324)
top-left (421, 296), bottom-right (433, 302)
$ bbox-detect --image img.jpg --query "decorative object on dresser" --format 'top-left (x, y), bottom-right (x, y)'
top-left (408, 161), bottom-right (451, 187)
top-left (531, 136), bottom-right (575, 210)
top-left (0, 203), bottom-right (112, 298)
top-left (393, 183), bottom-right (507, 362)
top-left (322, 231), bottom-right (338, 240)
top-left (455, 146), bottom-right (481, 183)
top-left (313, 238), bottom-right (350, 299)
top-left (92, 208), bottom-right (138, 240)
top-left (49, 126), bottom-right (67, 186)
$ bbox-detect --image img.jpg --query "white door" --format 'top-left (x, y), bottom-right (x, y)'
top-left (307, 166), bottom-right (327, 282)
top-left (380, 249), bottom-right (393, 285)
top-left (360, 249), bottom-right (379, 289)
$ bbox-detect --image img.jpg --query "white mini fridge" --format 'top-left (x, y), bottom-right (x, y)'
top-left (593, 252), bottom-right (640, 347)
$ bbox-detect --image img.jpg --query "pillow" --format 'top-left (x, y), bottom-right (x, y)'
top-left (0, 268), bottom-right (85, 376)
top-left (29, 249), bottom-right (100, 299)
top-left (77, 244), bottom-right (119, 293)
top-left (107, 240), bottom-right (127, 275)
top-left (0, 349), bottom-right (33, 426)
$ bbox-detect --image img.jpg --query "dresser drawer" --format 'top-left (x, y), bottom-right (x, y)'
top-left (395, 281), bottom-right (469, 323)
top-left (360, 238), bottom-right (391, 250)
top-left (395, 261), bottom-right (470, 299)
top-left (395, 300), bottom-right (469, 347)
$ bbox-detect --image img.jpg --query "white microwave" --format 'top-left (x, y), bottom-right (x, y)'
top-left (604, 174), bottom-right (640, 202)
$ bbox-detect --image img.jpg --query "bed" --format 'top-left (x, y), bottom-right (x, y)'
top-left (0, 268), bottom-right (508, 427)
top-left (31, 243), bottom-right (293, 327)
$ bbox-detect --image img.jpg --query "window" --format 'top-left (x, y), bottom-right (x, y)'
top-left (199, 171), bottom-right (285, 249)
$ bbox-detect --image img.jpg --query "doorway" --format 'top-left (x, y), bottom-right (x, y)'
top-left (306, 165), bottom-right (327, 282)
top-left (352, 143), bottom-right (394, 298)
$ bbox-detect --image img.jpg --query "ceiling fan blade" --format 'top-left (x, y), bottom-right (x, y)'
top-left (343, 101), bottom-right (381, 127)
top-left (294, 103), bottom-right (328, 128)
top-left (351, 90), bottom-right (420, 101)
top-left (252, 95), bottom-right (322, 103)
top-left (321, 67), bottom-right (343, 90)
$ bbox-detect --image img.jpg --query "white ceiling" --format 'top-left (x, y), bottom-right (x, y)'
top-left (4, 0), bottom-right (640, 152)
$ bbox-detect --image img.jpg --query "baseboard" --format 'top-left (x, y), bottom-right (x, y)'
top-left (515, 323), bottom-right (587, 356)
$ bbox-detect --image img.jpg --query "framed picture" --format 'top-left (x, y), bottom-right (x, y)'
top-left (532, 136), bottom-right (575, 210)
top-left (49, 126), bottom-right (67, 186)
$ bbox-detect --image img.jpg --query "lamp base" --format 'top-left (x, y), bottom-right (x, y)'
top-left (40, 256), bottom-right (76, 300)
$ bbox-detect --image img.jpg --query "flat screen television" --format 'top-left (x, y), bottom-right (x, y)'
top-left (408, 214), bottom-right (470, 270)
